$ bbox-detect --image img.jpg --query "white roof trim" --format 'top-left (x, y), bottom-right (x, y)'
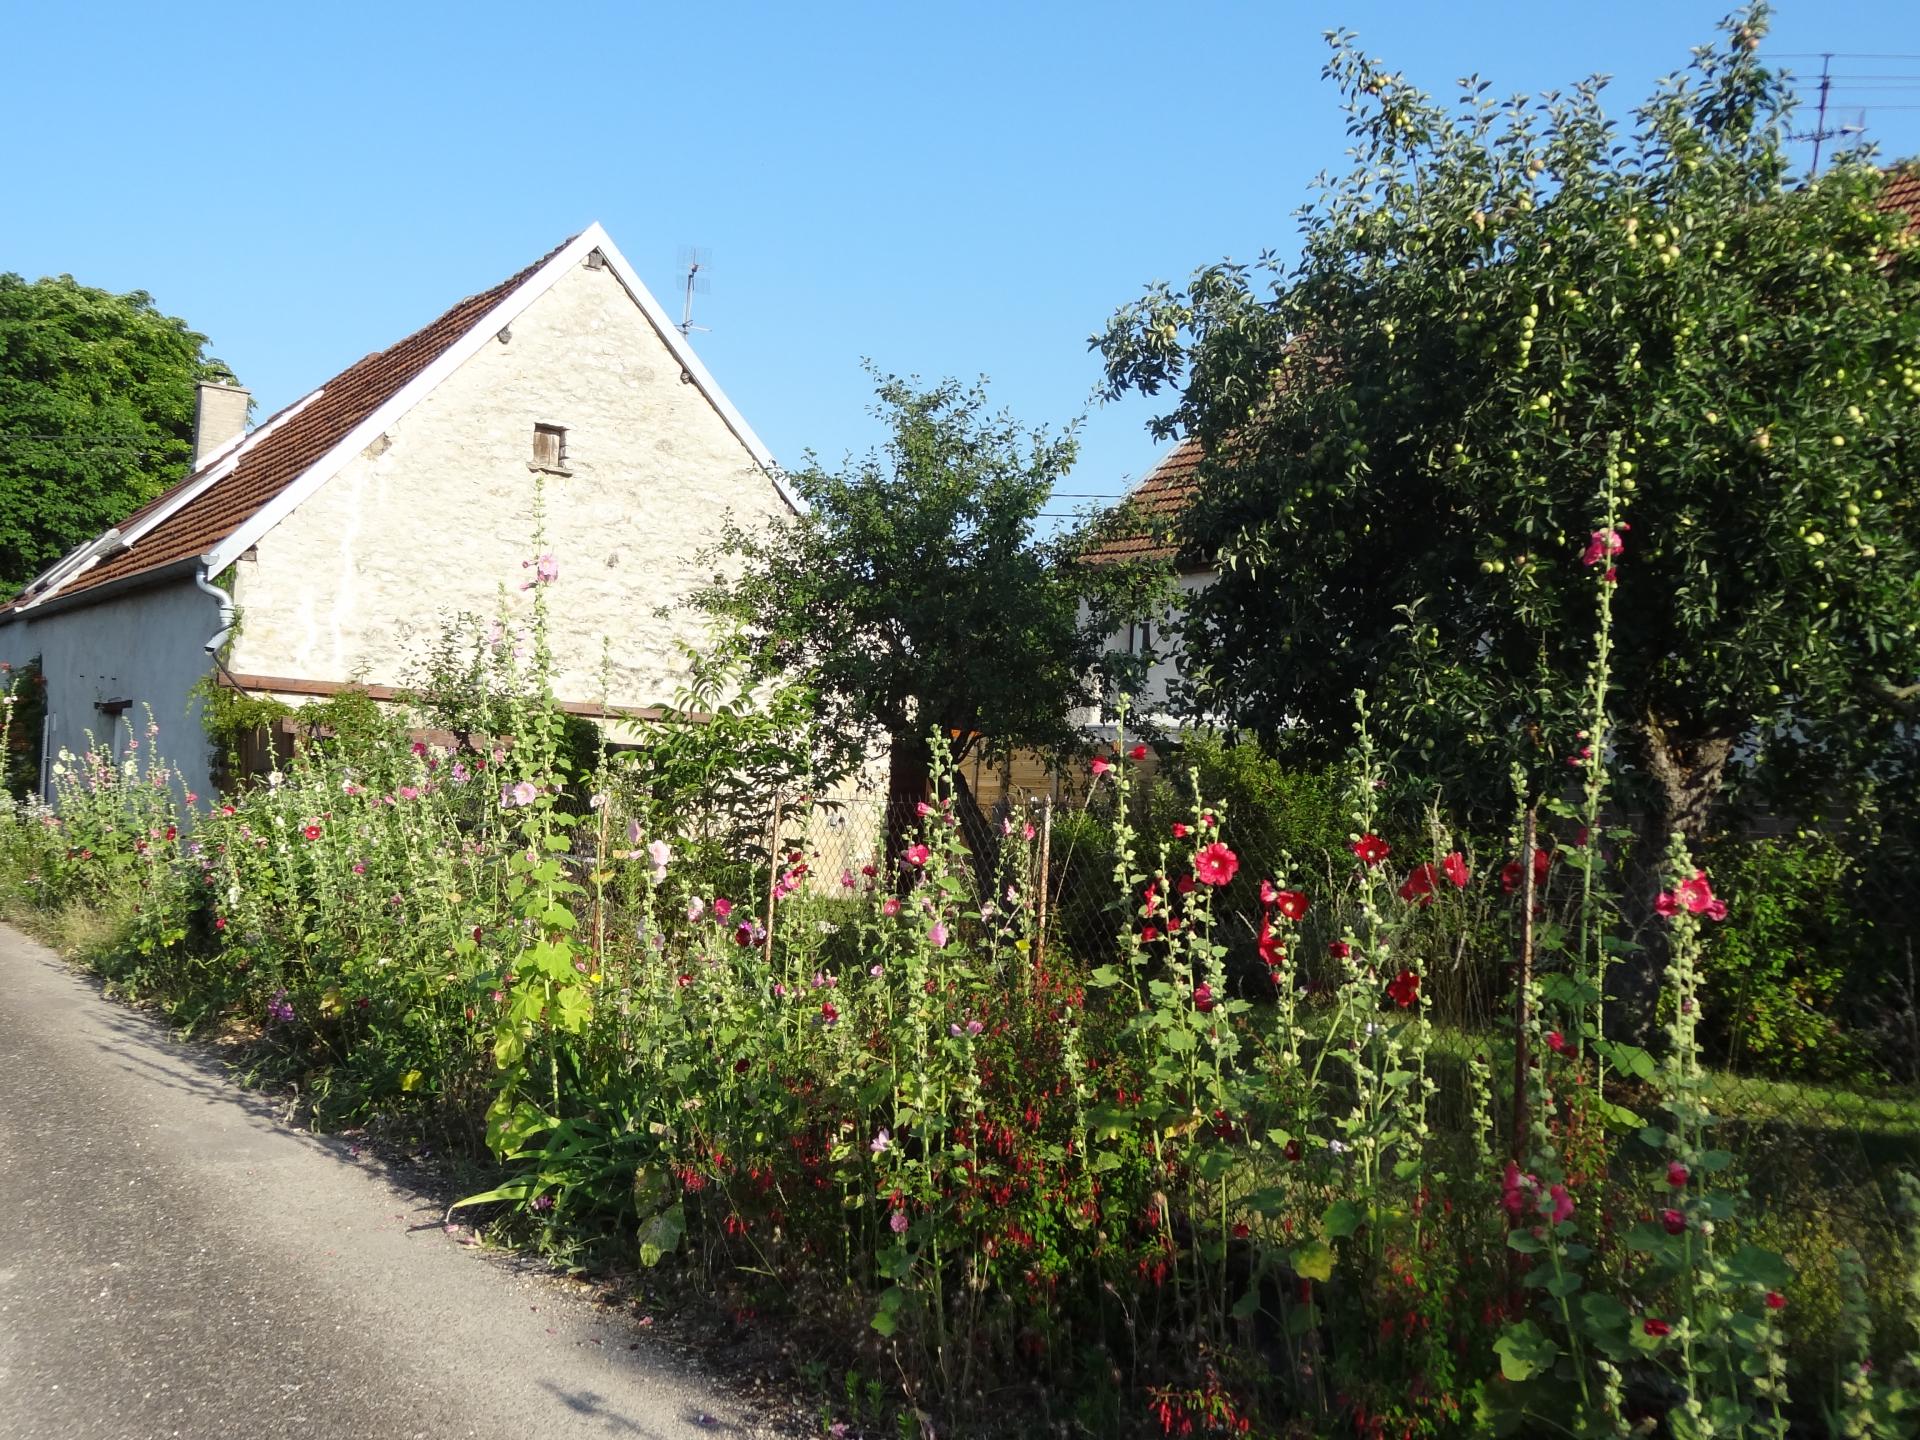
top-left (203, 222), bottom-right (800, 577)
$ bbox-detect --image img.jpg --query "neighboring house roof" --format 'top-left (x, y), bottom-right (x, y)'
top-left (1085, 166), bottom-right (1920, 571)
top-left (1081, 436), bottom-right (1205, 568)
top-left (5, 223), bottom-right (797, 618)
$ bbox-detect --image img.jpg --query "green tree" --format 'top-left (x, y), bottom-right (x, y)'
top-left (699, 371), bottom-right (1166, 844)
top-left (1093, 7), bottom-right (1920, 858)
top-left (0, 274), bottom-right (237, 594)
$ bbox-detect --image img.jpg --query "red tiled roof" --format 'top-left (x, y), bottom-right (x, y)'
top-left (1081, 437), bottom-right (1205, 567)
top-left (1883, 164), bottom-right (1920, 231)
top-left (8, 235), bottom-right (576, 611)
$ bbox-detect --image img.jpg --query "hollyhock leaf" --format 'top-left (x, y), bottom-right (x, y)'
top-left (1322, 1199), bottom-right (1364, 1239)
top-left (1639, 1125), bottom-right (1669, 1150)
top-left (1545, 1271), bottom-right (1584, 1299)
top-left (1699, 1149), bottom-right (1734, 1173)
top-left (1728, 1246), bottom-right (1793, 1288)
top-left (1505, 1230), bottom-right (1543, 1253)
top-left (1230, 1288), bottom-right (1262, 1321)
top-left (1494, 1321), bottom-right (1559, 1382)
top-left (1290, 1240), bottom-right (1335, 1282)
top-left (1245, 1187), bottom-right (1288, 1217)
top-left (1088, 965), bottom-right (1122, 988)
top-left (1624, 1223), bottom-right (1668, 1252)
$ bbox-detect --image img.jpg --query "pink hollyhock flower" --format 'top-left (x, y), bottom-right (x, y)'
top-left (1192, 983), bottom-right (1215, 1014)
top-left (1193, 841), bottom-right (1239, 887)
top-left (1090, 755), bottom-right (1112, 778)
top-left (839, 868), bottom-right (856, 889)
top-left (1655, 890), bottom-right (1681, 917)
top-left (1351, 833), bottom-right (1391, 867)
top-left (535, 552), bottom-right (559, 583)
top-left (1501, 1162), bottom-right (1536, 1218)
top-left (1661, 1208), bottom-right (1687, 1235)
top-left (1549, 1183), bottom-right (1575, 1226)
top-left (1399, 862), bottom-right (1439, 906)
top-left (714, 897), bottom-right (733, 919)
top-left (686, 897), bottom-right (705, 922)
top-left (928, 921), bottom-right (949, 949)
top-left (1581, 528), bottom-right (1624, 567)
top-left (966, 1019), bottom-right (983, 1036)
top-left (1442, 851), bottom-right (1470, 888)
top-left (882, 897), bottom-right (901, 918)
top-left (915, 801), bottom-right (934, 817)
top-left (903, 844), bottom-right (931, 869)
top-left (647, 838), bottom-right (671, 881)
top-left (871, 1129), bottom-right (891, 1155)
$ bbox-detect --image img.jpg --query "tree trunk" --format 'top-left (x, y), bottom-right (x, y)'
top-left (1612, 707), bottom-right (1738, 1033)
top-left (885, 730), bottom-right (933, 861)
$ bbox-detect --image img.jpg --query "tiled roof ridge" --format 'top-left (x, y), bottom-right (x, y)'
top-left (5, 233), bottom-right (578, 612)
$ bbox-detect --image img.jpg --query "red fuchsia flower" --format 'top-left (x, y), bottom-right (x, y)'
top-left (1581, 527), bottom-right (1625, 568)
top-left (881, 897), bottom-right (901, 918)
top-left (1193, 983), bottom-right (1215, 1014)
top-left (1642, 1318), bottom-right (1672, 1338)
top-left (903, 844), bottom-right (931, 869)
top-left (1090, 756), bottom-right (1111, 777)
top-left (1194, 842), bottom-right (1239, 887)
top-left (1661, 1208), bottom-right (1687, 1235)
top-left (1399, 862), bottom-right (1439, 906)
top-left (1766, 1291), bottom-right (1787, 1311)
top-left (1351, 833), bottom-right (1391, 867)
top-left (303, 823), bottom-right (322, 841)
top-left (1667, 1161), bottom-right (1690, 1188)
top-left (1442, 851), bottom-right (1470, 888)
top-left (1549, 1183), bottom-right (1575, 1226)
top-left (1546, 1030), bottom-right (1567, 1053)
top-left (1385, 969), bottom-right (1420, 1009)
top-left (1128, 744), bottom-right (1148, 761)
top-left (1328, 940), bottom-right (1352, 961)
top-left (1171, 822), bottom-right (1189, 839)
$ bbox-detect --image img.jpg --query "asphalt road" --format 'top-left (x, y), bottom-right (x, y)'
top-left (0, 923), bottom-right (780, 1440)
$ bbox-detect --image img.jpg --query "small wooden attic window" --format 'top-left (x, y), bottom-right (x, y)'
top-left (531, 423), bottom-right (571, 475)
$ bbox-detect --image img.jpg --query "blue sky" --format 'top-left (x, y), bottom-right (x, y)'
top-left (5, 2), bottom-right (1916, 528)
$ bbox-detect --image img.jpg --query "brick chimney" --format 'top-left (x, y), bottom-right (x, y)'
top-left (192, 381), bottom-right (251, 469)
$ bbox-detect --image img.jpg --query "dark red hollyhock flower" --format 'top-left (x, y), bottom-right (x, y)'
top-left (1546, 1030), bottom-right (1567, 1053)
top-left (1385, 969), bottom-right (1420, 1009)
top-left (1192, 984), bottom-right (1215, 1014)
top-left (1500, 848), bottom-right (1554, 894)
top-left (1140, 926), bottom-right (1161, 943)
top-left (1399, 863), bottom-right (1439, 906)
top-left (1442, 851), bottom-right (1470, 888)
top-left (1175, 873), bottom-right (1197, 896)
top-left (1328, 940), bottom-right (1352, 961)
top-left (1642, 1318), bottom-right (1672, 1338)
top-left (1284, 1138), bottom-right (1303, 1162)
top-left (1351, 833), bottom-right (1391, 867)
top-left (1660, 1208), bottom-right (1687, 1235)
top-left (1765, 1291), bottom-right (1787, 1311)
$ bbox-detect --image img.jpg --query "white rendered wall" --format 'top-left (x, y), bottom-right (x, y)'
top-left (229, 256), bottom-right (791, 707)
top-left (0, 578), bottom-right (219, 804)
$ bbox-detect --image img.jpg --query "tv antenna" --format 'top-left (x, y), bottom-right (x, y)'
top-left (676, 246), bottom-right (711, 337)
top-left (1788, 54), bottom-right (1865, 176)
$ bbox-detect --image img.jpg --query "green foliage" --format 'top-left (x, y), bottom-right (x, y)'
top-left (1697, 832), bottom-right (1890, 1081)
top-left (0, 273), bottom-right (237, 594)
top-left (697, 368), bottom-right (1169, 787)
top-left (1093, 6), bottom-right (1920, 843)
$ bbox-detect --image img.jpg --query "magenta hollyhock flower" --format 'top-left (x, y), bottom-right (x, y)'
top-left (902, 843), bottom-right (931, 869)
top-left (1581, 528), bottom-right (1624, 567)
top-left (1192, 983), bottom-right (1215, 1014)
top-left (1193, 842), bottom-right (1239, 887)
top-left (1549, 1183), bottom-right (1575, 1226)
top-left (839, 868), bottom-right (856, 889)
top-left (714, 897), bottom-right (733, 919)
top-left (882, 897), bottom-right (901, 917)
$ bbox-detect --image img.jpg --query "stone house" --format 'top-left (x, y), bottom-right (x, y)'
top-left (0, 224), bottom-right (799, 803)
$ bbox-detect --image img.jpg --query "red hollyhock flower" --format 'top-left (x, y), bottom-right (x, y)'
top-left (1128, 744), bottom-right (1148, 761)
top-left (1274, 889), bottom-right (1309, 920)
top-left (1442, 851), bottom-right (1470, 888)
top-left (1328, 940), bottom-right (1351, 960)
top-left (1642, 1318), bottom-right (1671, 1338)
top-left (1140, 926), bottom-right (1161, 943)
top-left (303, 823), bottom-right (322, 841)
top-left (1499, 848), bottom-right (1553, 894)
top-left (819, 1001), bottom-right (840, 1025)
top-left (1142, 881), bottom-right (1160, 918)
top-left (1175, 873), bottom-right (1196, 896)
top-left (1284, 1138), bottom-right (1303, 1162)
top-left (1171, 822), bottom-right (1189, 839)
top-left (1399, 863), bottom-right (1439, 906)
top-left (1385, 969), bottom-right (1420, 1009)
top-left (1090, 756), bottom-right (1111, 777)
top-left (1194, 842), bottom-right (1239, 887)
top-left (1546, 1030), bottom-right (1566, 1053)
top-left (1765, 1291), bottom-right (1787, 1311)
top-left (1351, 833), bottom-right (1390, 867)
top-left (1661, 1208), bottom-right (1687, 1235)
top-left (1257, 925), bottom-right (1285, 970)
top-left (1192, 983), bottom-right (1215, 1014)
top-left (1667, 1161), bottom-right (1690, 1189)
